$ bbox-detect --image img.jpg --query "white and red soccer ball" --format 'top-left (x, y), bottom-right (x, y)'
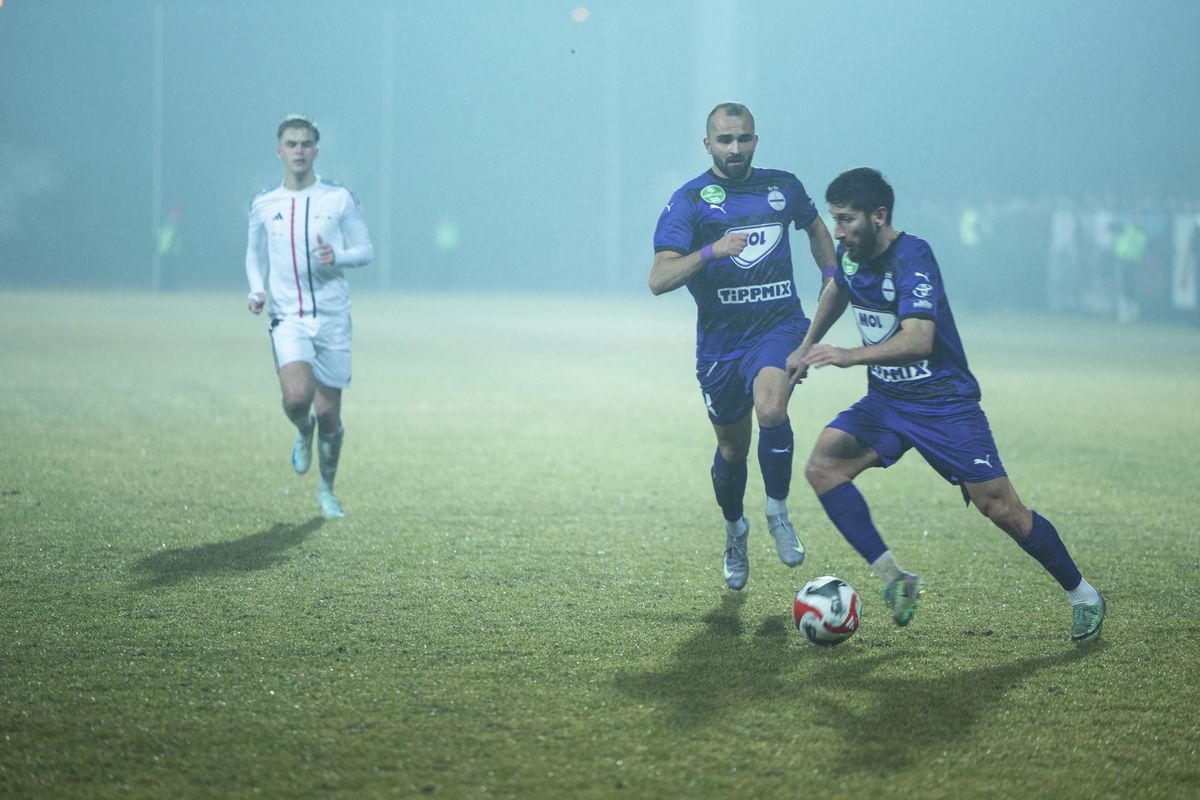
top-left (793, 576), bottom-right (860, 646)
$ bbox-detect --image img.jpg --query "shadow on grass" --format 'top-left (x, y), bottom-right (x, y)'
top-left (811, 641), bottom-right (1099, 777)
top-left (129, 516), bottom-right (324, 589)
top-left (615, 592), bottom-right (793, 728)
top-left (615, 592), bottom-right (1102, 776)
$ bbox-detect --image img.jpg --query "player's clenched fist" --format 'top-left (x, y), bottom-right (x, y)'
top-left (313, 234), bottom-right (336, 265)
top-left (713, 231), bottom-right (749, 259)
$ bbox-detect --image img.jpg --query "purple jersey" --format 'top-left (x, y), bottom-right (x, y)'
top-left (654, 168), bottom-right (818, 360)
top-left (834, 232), bottom-right (981, 408)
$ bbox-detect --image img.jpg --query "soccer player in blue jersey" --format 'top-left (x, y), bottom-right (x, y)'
top-left (650, 102), bottom-right (838, 591)
top-left (787, 167), bottom-right (1105, 641)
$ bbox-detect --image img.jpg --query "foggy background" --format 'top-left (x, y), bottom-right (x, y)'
top-left (2, 0), bottom-right (1199, 316)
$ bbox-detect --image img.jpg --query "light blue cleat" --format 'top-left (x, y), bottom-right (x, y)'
top-left (767, 514), bottom-right (805, 568)
top-left (723, 518), bottom-right (749, 591)
top-left (292, 413), bottom-right (316, 474)
top-left (317, 489), bottom-right (344, 519)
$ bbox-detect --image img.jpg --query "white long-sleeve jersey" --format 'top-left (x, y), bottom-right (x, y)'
top-left (245, 177), bottom-right (373, 318)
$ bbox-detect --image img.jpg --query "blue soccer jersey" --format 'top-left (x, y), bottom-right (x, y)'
top-left (654, 168), bottom-right (818, 360)
top-left (834, 232), bottom-right (981, 408)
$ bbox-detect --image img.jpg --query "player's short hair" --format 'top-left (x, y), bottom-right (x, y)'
top-left (826, 167), bottom-right (895, 224)
top-left (706, 102), bottom-right (753, 135)
top-left (276, 114), bottom-right (320, 143)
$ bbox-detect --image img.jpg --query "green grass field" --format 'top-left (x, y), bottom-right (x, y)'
top-left (2, 290), bottom-right (1198, 799)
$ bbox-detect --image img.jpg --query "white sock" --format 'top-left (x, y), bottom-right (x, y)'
top-left (765, 496), bottom-right (788, 517)
top-left (870, 550), bottom-right (903, 584)
top-left (1067, 577), bottom-right (1101, 606)
top-left (725, 516), bottom-right (748, 538)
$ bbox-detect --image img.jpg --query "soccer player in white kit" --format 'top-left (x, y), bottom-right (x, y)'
top-left (245, 115), bottom-right (373, 519)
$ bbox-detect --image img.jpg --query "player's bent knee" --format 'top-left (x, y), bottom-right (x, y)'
top-left (755, 402), bottom-right (788, 428)
top-left (718, 442), bottom-right (750, 463)
top-left (976, 497), bottom-right (1023, 532)
top-left (281, 390), bottom-right (312, 419)
top-left (804, 458), bottom-right (835, 492)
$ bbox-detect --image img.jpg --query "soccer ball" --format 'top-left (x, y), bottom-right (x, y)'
top-left (793, 576), bottom-right (860, 646)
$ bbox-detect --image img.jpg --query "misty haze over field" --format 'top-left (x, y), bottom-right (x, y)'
top-left (3, 0), bottom-right (1198, 315)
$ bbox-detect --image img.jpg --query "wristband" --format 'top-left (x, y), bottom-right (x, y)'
top-left (700, 244), bottom-right (715, 262)
top-left (820, 265), bottom-right (838, 279)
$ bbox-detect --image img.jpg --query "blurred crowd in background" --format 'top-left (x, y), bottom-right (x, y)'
top-left (908, 196), bottom-right (1200, 323)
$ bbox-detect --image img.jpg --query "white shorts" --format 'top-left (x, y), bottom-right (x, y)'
top-left (269, 312), bottom-right (353, 389)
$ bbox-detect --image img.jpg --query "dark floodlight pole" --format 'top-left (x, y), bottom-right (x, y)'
top-left (378, 7), bottom-right (394, 289)
top-left (150, 2), bottom-right (164, 292)
top-left (604, 7), bottom-right (621, 289)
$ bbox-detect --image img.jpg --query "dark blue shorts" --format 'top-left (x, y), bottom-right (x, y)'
top-left (696, 320), bottom-right (810, 426)
top-left (829, 392), bottom-right (1007, 490)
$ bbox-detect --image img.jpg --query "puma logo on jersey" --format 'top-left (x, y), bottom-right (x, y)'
top-left (974, 455), bottom-right (993, 468)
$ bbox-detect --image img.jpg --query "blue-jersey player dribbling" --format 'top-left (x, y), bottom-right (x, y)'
top-left (650, 103), bottom-right (837, 591)
top-left (788, 167), bottom-right (1105, 642)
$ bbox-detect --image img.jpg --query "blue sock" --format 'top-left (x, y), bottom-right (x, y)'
top-left (757, 418), bottom-right (794, 502)
top-left (818, 482), bottom-right (887, 564)
top-left (711, 449), bottom-right (747, 522)
top-left (1017, 510), bottom-right (1082, 591)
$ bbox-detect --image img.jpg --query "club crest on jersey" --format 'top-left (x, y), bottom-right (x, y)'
top-left (882, 271), bottom-right (896, 302)
top-left (701, 185), bottom-right (726, 205)
top-left (728, 223), bottom-right (783, 269)
top-left (841, 252), bottom-right (859, 276)
top-left (767, 187), bottom-right (786, 211)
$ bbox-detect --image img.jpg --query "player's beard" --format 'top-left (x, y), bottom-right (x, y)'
top-left (845, 227), bottom-right (877, 262)
top-left (715, 152), bottom-right (752, 181)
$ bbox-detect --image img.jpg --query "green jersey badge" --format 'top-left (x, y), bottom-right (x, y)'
top-left (700, 185), bottom-right (726, 205)
top-left (841, 252), bottom-right (859, 276)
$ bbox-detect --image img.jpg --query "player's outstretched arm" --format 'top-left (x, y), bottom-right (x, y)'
top-left (806, 317), bottom-right (935, 370)
top-left (787, 281), bottom-right (848, 383)
top-left (648, 232), bottom-right (749, 295)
